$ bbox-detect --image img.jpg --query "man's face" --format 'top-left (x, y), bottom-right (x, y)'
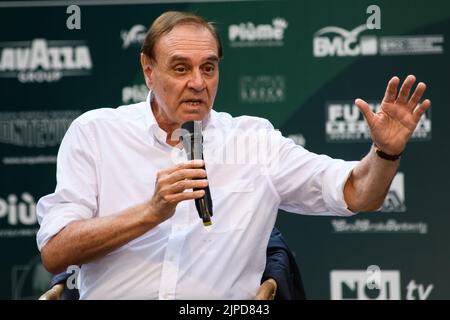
top-left (141, 23), bottom-right (219, 128)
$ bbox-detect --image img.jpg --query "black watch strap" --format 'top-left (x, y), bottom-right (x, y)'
top-left (374, 144), bottom-right (402, 161)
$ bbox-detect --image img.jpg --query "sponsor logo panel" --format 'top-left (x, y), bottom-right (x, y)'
top-left (331, 269), bottom-right (434, 300)
top-left (325, 101), bottom-right (431, 142)
top-left (0, 192), bottom-right (38, 238)
top-left (229, 18), bottom-right (288, 47)
top-left (0, 39), bottom-right (93, 83)
top-left (313, 24), bottom-right (444, 57)
top-left (239, 75), bottom-right (286, 104)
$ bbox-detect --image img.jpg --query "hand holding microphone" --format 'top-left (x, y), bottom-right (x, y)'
top-left (148, 160), bottom-right (208, 224)
top-left (181, 121), bottom-right (213, 226)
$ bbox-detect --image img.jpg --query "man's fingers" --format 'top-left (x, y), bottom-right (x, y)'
top-left (168, 179), bottom-right (209, 194)
top-left (413, 99), bottom-right (431, 122)
top-left (164, 190), bottom-right (205, 204)
top-left (383, 76), bottom-right (400, 103)
top-left (355, 98), bottom-right (374, 126)
top-left (396, 75), bottom-right (416, 104)
top-left (158, 160), bottom-right (205, 176)
top-left (408, 82), bottom-right (427, 110)
top-left (164, 168), bottom-right (207, 184)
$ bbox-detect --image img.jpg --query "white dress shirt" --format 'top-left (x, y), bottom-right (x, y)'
top-left (36, 93), bottom-right (358, 299)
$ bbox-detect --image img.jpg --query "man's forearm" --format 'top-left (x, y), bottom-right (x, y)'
top-left (41, 201), bottom-right (159, 274)
top-left (344, 145), bottom-right (400, 212)
top-left (40, 160), bottom-right (208, 274)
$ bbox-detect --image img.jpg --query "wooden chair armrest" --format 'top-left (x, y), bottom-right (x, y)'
top-left (255, 278), bottom-right (277, 300)
top-left (39, 283), bottom-right (65, 300)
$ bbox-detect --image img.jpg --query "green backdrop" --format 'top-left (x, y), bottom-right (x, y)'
top-left (1, 0), bottom-right (449, 299)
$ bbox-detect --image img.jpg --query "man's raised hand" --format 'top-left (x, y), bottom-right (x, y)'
top-left (355, 75), bottom-right (431, 155)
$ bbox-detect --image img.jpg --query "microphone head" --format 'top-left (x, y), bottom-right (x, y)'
top-left (181, 121), bottom-right (196, 134)
top-left (181, 121), bottom-right (203, 160)
top-left (181, 121), bottom-right (202, 140)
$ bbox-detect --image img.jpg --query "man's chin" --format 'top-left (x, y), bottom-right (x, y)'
top-left (181, 113), bottom-right (208, 123)
top-left (179, 107), bottom-right (210, 123)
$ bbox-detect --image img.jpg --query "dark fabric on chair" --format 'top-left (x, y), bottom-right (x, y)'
top-left (50, 269), bottom-right (79, 300)
top-left (261, 227), bottom-right (307, 300)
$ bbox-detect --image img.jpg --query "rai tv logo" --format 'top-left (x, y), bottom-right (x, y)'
top-left (330, 268), bottom-right (401, 300)
top-left (331, 268), bottom-right (434, 300)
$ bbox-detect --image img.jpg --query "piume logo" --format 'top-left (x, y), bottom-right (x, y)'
top-left (0, 39), bottom-right (93, 83)
top-left (122, 84), bottom-right (148, 104)
top-left (228, 18), bottom-right (288, 47)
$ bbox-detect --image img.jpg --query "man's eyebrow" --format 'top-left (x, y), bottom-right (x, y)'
top-left (168, 55), bottom-right (219, 64)
top-left (204, 55), bottom-right (219, 63)
top-left (168, 55), bottom-right (189, 63)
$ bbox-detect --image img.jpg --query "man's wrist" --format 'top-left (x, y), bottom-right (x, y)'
top-left (373, 144), bottom-right (402, 161)
top-left (142, 201), bottom-right (162, 227)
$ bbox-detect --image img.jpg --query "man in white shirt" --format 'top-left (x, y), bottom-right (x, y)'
top-left (36, 11), bottom-right (431, 299)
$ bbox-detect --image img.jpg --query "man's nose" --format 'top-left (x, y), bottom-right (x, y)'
top-left (187, 69), bottom-right (206, 91)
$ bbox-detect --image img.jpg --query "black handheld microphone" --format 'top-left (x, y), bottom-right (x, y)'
top-left (181, 121), bottom-right (213, 226)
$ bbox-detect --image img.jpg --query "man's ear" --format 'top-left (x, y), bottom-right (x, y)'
top-left (140, 53), bottom-right (153, 89)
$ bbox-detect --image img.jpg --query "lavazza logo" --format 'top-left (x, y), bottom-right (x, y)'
top-left (313, 24), bottom-right (444, 57)
top-left (325, 101), bottom-right (431, 142)
top-left (0, 39), bottom-right (93, 83)
top-left (330, 269), bottom-right (434, 300)
top-left (229, 18), bottom-right (288, 47)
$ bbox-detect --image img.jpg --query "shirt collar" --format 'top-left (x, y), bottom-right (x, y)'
top-left (144, 91), bottom-right (159, 131)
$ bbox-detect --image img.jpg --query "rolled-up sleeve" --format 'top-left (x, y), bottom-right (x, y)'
top-left (320, 159), bottom-right (359, 216)
top-left (36, 119), bottom-right (99, 251)
top-left (268, 127), bottom-right (359, 216)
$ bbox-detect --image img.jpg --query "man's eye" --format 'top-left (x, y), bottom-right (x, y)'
top-left (174, 66), bottom-right (187, 73)
top-left (203, 65), bottom-right (215, 74)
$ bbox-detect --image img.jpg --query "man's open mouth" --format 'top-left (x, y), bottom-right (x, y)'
top-left (183, 99), bottom-right (204, 106)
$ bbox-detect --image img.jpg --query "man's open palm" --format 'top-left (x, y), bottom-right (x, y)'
top-left (355, 75), bottom-right (431, 155)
